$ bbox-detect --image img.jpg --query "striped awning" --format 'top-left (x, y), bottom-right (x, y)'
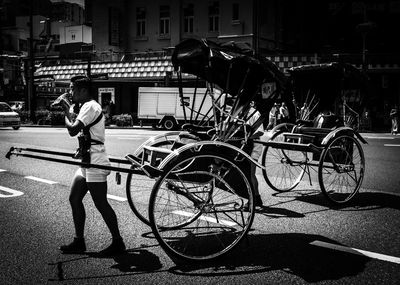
top-left (35, 54), bottom-right (400, 83)
top-left (35, 56), bottom-right (176, 81)
top-left (266, 54), bottom-right (400, 73)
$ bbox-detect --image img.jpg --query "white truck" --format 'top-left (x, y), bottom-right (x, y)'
top-left (138, 87), bottom-right (214, 130)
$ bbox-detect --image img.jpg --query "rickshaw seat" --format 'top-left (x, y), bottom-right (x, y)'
top-left (181, 123), bottom-right (213, 140)
top-left (293, 114), bottom-right (344, 144)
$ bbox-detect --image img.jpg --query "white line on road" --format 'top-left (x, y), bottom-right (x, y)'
top-left (0, 186), bottom-right (24, 198)
top-left (0, 169), bottom-right (7, 173)
top-left (364, 136), bottom-right (395, 140)
top-left (117, 137), bottom-right (143, 140)
top-left (108, 134), bottom-right (146, 137)
top-left (172, 210), bottom-right (237, 227)
top-left (25, 176), bottom-right (58, 185)
top-left (310, 240), bottom-right (400, 265)
top-left (107, 194), bottom-right (127, 202)
top-left (384, 144), bottom-right (400, 147)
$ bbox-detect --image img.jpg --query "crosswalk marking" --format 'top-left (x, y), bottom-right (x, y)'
top-left (106, 194), bottom-right (127, 202)
top-left (0, 186), bottom-right (24, 198)
top-left (310, 240), bottom-right (400, 264)
top-left (25, 176), bottom-right (58, 185)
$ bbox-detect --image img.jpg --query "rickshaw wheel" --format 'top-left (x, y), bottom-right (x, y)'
top-left (126, 140), bottom-right (176, 226)
top-left (149, 150), bottom-right (255, 261)
top-left (261, 130), bottom-right (307, 192)
top-left (318, 134), bottom-right (365, 204)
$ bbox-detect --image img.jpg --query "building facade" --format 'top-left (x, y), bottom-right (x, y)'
top-left (1, 0), bottom-right (400, 130)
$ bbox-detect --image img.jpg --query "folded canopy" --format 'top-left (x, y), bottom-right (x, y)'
top-left (171, 38), bottom-right (287, 99)
top-left (288, 62), bottom-right (368, 112)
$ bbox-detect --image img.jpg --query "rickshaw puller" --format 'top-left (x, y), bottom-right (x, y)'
top-left (55, 76), bottom-right (126, 256)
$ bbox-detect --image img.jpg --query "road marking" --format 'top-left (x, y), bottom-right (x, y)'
top-left (0, 169), bottom-right (7, 173)
top-left (108, 134), bottom-right (145, 137)
top-left (107, 194), bottom-right (127, 202)
top-left (172, 210), bottom-right (237, 227)
top-left (0, 186), bottom-right (24, 198)
top-left (384, 144), bottom-right (400, 147)
top-left (117, 137), bottom-right (143, 140)
top-left (25, 176), bottom-right (58, 185)
top-left (310, 240), bottom-right (400, 265)
top-left (364, 136), bottom-right (394, 140)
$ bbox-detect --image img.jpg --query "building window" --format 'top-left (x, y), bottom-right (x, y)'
top-left (232, 3), bottom-right (239, 21)
top-left (18, 39), bottom-right (28, 52)
top-left (208, 1), bottom-right (219, 32)
top-left (183, 4), bottom-right (194, 33)
top-left (159, 5), bottom-right (170, 36)
top-left (109, 7), bottom-right (120, 46)
top-left (136, 7), bottom-right (146, 37)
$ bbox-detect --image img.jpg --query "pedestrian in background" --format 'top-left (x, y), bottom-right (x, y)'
top-left (390, 104), bottom-right (398, 135)
top-left (56, 76), bottom-right (126, 256)
top-left (279, 102), bottom-right (289, 123)
top-left (267, 102), bottom-right (278, 130)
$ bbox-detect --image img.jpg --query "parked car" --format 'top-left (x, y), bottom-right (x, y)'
top-left (0, 102), bottom-right (21, 130)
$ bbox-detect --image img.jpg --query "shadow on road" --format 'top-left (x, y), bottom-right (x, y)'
top-left (255, 205), bottom-right (305, 218)
top-left (168, 233), bottom-right (369, 283)
top-left (48, 248), bottom-right (162, 282)
top-left (293, 190), bottom-right (400, 211)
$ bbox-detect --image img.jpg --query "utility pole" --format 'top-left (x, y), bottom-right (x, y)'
top-left (28, 0), bottom-right (36, 122)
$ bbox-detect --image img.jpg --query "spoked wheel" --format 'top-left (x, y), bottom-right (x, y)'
top-left (126, 140), bottom-right (176, 226)
top-left (318, 134), bottom-right (365, 204)
top-left (126, 168), bottom-right (158, 226)
top-left (149, 150), bottom-right (255, 261)
top-left (261, 131), bottom-right (307, 192)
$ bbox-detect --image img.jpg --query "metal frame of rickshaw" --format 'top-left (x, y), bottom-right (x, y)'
top-left (5, 39), bottom-right (367, 263)
top-left (261, 62), bottom-right (367, 205)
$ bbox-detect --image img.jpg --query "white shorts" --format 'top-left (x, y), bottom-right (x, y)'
top-left (75, 151), bottom-right (111, 183)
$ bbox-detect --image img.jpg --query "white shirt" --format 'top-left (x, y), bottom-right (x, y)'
top-left (280, 105), bottom-right (289, 118)
top-left (76, 100), bottom-right (106, 151)
top-left (76, 100), bottom-right (110, 168)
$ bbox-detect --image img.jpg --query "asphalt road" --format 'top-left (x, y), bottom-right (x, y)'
top-left (0, 127), bottom-right (399, 284)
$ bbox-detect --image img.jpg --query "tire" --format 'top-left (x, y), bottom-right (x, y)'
top-left (163, 119), bottom-right (176, 130)
top-left (318, 134), bottom-right (365, 204)
top-left (261, 130), bottom-right (307, 192)
top-left (126, 168), bottom-right (157, 226)
top-left (126, 140), bottom-right (176, 226)
top-left (149, 150), bottom-right (255, 261)
top-left (12, 126), bottom-right (20, 130)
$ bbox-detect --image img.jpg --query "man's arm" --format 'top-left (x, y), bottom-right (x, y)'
top-left (62, 103), bottom-right (84, 137)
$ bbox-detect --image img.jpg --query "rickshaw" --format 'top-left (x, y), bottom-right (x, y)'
top-left (261, 62), bottom-right (367, 204)
top-left (6, 38), bottom-right (366, 262)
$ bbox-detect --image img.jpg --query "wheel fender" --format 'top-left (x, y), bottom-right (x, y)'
top-left (133, 131), bottom-right (181, 156)
top-left (321, 126), bottom-right (367, 146)
top-left (158, 141), bottom-right (260, 170)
